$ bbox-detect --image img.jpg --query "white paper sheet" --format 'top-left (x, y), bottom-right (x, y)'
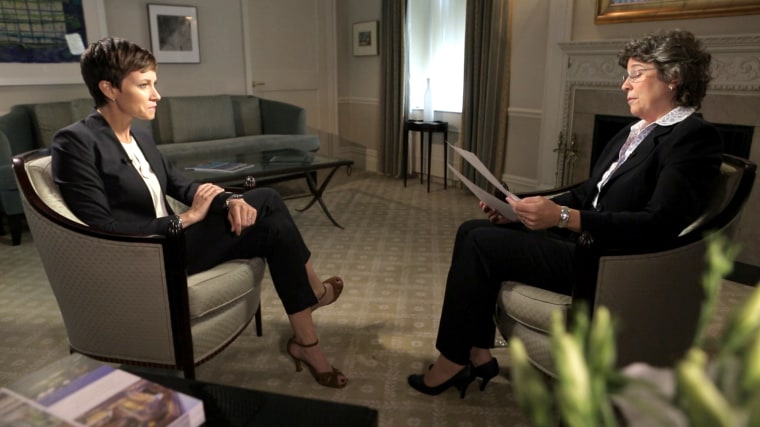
top-left (448, 143), bottom-right (520, 201)
top-left (448, 165), bottom-right (517, 220)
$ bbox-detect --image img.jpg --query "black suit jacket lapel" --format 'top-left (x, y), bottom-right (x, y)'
top-left (606, 124), bottom-right (674, 183)
top-left (88, 112), bottom-right (168, 201)
top-left (590, 125), bottom-right (630, 183)
top-left (87, 112), bottom-right (125, 152)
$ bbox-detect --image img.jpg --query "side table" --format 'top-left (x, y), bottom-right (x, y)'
top-left (403, 120), bottom-right (448, 192)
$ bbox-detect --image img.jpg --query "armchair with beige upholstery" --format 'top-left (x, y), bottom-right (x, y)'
top-left (13, 148), bottom-right (266, 379)
top-left (495, 154), bottom-right (756, 377)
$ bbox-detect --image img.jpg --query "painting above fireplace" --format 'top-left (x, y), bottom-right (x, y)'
top-left (595, 0), bottom-right (760, 24)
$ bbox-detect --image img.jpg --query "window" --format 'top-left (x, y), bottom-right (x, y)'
top-left (407, 0), bottom-right (466, 114)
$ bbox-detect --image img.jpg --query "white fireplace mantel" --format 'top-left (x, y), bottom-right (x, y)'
top-left (555, 34), bottom-right (760, 149)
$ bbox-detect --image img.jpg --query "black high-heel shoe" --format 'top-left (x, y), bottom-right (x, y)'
top-left (471, 358), bottom-right (499, 391)
top-left (407, 365), bottom-right (473, 398)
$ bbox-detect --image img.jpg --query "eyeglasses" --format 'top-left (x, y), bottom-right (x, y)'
top-left (623, 67), bottom-right (656, 83)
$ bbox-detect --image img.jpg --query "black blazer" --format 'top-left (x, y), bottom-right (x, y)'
top-left (552, 113), bottom-right (722, 246)
top-left (52, 112), bottom-right (223, 236)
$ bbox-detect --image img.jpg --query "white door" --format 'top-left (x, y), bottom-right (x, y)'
top-left (243, 0), bottom-right (338, 141)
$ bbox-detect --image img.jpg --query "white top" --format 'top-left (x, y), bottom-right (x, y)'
top-left (121, 137), bottom-right (169, 218)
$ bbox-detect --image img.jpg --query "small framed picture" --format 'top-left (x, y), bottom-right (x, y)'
top-left (147, 4), bottom-right (200, 63)
top-left (353, 21), bottom-right (378, 56)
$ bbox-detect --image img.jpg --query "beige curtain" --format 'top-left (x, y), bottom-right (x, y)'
top-left (379, 0), bottom-right (409, 176)
top-left (461, 0), bottom-right (511, 188)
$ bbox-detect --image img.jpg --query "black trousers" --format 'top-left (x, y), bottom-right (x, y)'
top-left (184, 187), bottom-right (314, 315)
top-left (435, 219), bottom-right (576, 365)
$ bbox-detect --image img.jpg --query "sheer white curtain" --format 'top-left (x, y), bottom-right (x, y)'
top-left (407, 0), bottom-right (466, 114)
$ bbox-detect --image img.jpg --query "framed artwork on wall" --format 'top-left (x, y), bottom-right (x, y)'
top-left (353, 21), bottom-right (378, 56)
top-left (596, 0), bottom-right (760, 23)
top-left (147, 4), bottom-right (200, 63)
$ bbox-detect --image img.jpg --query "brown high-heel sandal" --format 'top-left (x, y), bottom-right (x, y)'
top-left (286, 337), bottom-right (348, 388)
top-left (312, 276), bottom-right (344, 311)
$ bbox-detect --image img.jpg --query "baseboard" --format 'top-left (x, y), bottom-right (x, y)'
top-left (727, 261), bottom-right (760, 287)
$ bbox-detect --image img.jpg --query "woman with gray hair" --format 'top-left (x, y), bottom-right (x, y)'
top-left (409, 29), bottom-right (722, 398)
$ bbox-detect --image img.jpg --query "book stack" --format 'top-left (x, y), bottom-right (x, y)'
top-left (1, 354), bottom-right (204, 427)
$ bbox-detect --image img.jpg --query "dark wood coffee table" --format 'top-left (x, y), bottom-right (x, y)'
top-left (175, 151), bottom-right (354, 228)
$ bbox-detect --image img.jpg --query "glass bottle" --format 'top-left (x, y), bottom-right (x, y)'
top-left (423, 78), bottom-right (434, 122)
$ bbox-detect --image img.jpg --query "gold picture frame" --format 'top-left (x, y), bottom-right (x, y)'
top-left (596, 0), bottom-right (760, 24)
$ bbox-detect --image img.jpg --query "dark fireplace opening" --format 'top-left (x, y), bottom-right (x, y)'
top-left (592, 114), bottom-right (754, 173)
top-left (591, 114), bottom-right (758, 287)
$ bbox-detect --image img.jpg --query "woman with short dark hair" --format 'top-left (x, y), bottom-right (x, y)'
top-left (53, 37), bottom-right (348, 388)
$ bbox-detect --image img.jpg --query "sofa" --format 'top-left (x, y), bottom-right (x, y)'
top-left (0, 94), bottom-right (320, 245)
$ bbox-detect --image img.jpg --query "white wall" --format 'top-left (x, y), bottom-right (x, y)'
top-left (504, 0), bottom-right (550, 191)
top-left (336, 0), bottom-right (383, 172)
top-left (104, 0), bottom-right (248, 97)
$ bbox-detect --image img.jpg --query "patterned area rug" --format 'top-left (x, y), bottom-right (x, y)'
top-left (0, 171), bottom-right (753, 426)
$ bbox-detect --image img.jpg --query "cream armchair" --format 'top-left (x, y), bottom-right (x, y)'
top-left (495, 154), bottom-right (756, 377)
top-left (13, 148), bottom-right (266, 379)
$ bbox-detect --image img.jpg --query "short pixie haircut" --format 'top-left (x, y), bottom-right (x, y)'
top-left (618, 29), bottom-right (712, 110)
top-left (80, 37), bottom-right (157, 107)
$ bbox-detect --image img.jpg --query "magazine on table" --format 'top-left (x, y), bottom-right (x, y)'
top-left (0, 387), bottom-right (84, 426)
top-left (185, 160), bottom-right (253, 173)
top-left (263, 149), bottom-right (315, 164)
top-left (6, 354), bottom-right (205, 427)
top-left (448, 143), bottom-right (520, 220)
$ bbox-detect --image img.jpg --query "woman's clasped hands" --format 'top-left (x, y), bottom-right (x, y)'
top-left (182, 183), bottom-right (258, 235)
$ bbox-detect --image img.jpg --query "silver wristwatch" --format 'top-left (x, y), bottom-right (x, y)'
top-left (557, 206), bottom-right (570, 228)
top-left (225, 193), bottom-right (244, 209)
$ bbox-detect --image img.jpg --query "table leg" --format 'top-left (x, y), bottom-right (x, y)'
top-left (443, 129), bottom-right (448, 189)
top-left (419, 131), bottom-right (424, 185)
top-left (403, 122), bottom-right (409, 187)
top-left (427, 131), bottom-right (432, 192)
top-left (297, 165), bottom-right (349, 228)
